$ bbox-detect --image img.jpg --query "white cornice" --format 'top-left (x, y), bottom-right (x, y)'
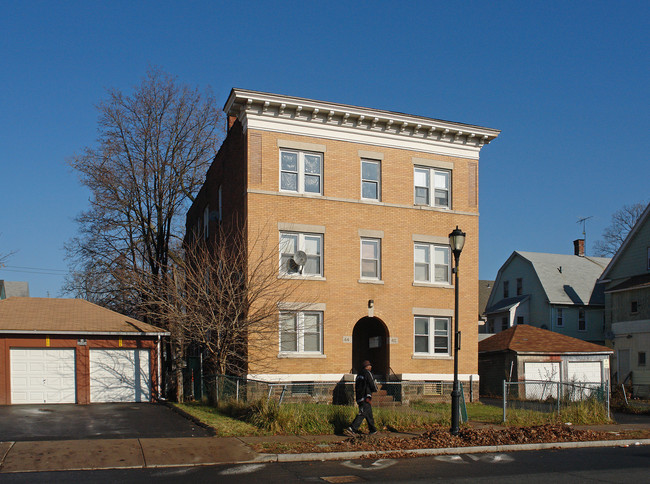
top-left (225, 89), bottom-right (500, 160)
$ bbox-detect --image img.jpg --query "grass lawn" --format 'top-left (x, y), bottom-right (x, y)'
top-left (175, 402), bottom-right (265, 436)
top-left (175, 397), bottom-right (611, 437)
top-left (412, 399), bottom-right (610, 426)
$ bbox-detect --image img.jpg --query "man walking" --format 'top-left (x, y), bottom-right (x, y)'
top-left (344, 360), bottom-right (378, 436)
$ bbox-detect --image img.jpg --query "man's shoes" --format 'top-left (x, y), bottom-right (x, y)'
top-left (368, 430), bottom-right (378, 436)
top-left (343, 427), bottom-right (357, 437)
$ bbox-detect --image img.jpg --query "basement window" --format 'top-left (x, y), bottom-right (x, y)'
top-left (291, 382), bottom-right (315, 395)
top-left (423, 382), bottom-right (443, 396)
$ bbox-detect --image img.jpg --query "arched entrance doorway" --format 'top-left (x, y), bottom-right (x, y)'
top-left (352, 317), bottom-right (389, 378)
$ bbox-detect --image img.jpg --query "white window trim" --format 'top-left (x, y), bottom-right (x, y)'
top-left (279, 149), bottom-right (323, 195)
top-left (361, 159), bottom-right (381, 201)
top-left (279, 231), bottom-right (324, 278)
top-left (278, 310), bottom-right (324, 356)
top-left (414, 165), bottom-right (451, 209)
top-left (360, 237), bottom-right (381, 280)
top-left (414, 242), bottom-right (451, 285)
top-left (413, 315), bottom-right (451, 357)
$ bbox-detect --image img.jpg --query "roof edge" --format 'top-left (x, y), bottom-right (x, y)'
top-left (0, 330), bottom-right (170, 336)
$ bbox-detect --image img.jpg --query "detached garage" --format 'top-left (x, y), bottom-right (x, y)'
top-left (0, 298), bottom-right (168, 404)
top-left (478, 325), bottom-right (612, 397)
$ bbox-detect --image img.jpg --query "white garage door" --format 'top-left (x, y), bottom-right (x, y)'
top-left (567, 361), bottom-right (602, 383)
top-left (524, 362), bottom-right (560, 399)
top-left (567, 361), bottom-right (602, 400)
top-left (10, 348), bottom-right (76, 404)
top-left (90, 349), bottom-right (151, 402)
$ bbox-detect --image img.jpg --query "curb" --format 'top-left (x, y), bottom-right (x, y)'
top-left (2, 438), bottom-right (648, 473)
top-left (259, 438), bottom-right (650, 463)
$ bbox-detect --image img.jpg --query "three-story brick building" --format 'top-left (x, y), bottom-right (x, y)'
top-left (186, 89), bottom-right (499, 398)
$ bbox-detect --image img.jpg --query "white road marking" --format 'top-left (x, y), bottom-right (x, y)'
top-left (219, 463), bottom-right (267, 475)
top-left (435, 453), bottom-right (514, 464)
top-left (342, 458), bottom-right (398, 470)
top-left (434, 455), bottom-right (469, 464)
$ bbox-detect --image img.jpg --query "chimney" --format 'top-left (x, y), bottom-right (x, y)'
top-left (573, 239), bottom-right (585, 257)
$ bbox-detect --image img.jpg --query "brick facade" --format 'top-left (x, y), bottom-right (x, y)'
top-left (187, 89), bottom-right (499, 394)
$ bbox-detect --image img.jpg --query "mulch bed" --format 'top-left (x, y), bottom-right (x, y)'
top-left (252, 424), bottom-right (641, 454)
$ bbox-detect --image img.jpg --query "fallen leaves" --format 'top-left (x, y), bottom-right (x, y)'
top-left (253, 424), bottom-right (617, 454)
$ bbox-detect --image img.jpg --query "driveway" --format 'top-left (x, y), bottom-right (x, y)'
top-left (0, 403), bottom-right (213, 441)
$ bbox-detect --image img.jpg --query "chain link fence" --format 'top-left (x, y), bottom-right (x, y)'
top-left (502, 380), bottom-right (610, 422)
top-left (182, 373), bottom-right (476, 406)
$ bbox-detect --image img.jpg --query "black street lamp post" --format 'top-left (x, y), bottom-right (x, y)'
top-left (449, 225), bottom-right (465, 435)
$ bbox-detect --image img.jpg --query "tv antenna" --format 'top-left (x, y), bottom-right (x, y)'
top-left (576, 216), bottom-right (593, 255)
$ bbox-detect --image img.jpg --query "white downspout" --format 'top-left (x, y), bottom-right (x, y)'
top-left (157, 335), bottom-right (163, 401)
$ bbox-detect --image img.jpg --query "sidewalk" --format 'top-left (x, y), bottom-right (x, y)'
top-left (1, 421), bottom-right (649, 474)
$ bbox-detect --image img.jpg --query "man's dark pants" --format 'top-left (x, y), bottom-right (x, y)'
top-left (351, 400), bottom-right (376, 432)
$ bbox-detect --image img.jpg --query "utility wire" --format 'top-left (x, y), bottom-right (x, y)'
top-left (0, 265), bottom-right (68, 276)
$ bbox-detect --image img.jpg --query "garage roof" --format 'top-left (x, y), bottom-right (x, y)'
top-left (479, 325), bottom-right (612, 355)
top-left (0, 297), bottom-right (168, 335)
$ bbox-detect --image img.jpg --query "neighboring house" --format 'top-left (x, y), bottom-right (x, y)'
top-left (478, 280), bottom-right (494, 338)
top-left (0, 280), bottom-right (29, 299)
top-left (478, 325), bottom-right (612, 397)
top-left (0, 297), bottom-right (169, 404)
top-left (599, 203), bottom-right (650, 396)
top-left (484, 240), bottom-right (610, 344)
top-left (186, 88), bottom-right (499, 398)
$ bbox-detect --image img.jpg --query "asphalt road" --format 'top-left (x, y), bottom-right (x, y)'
top-left (0, 403), bottom-right (212, 440)
top-left (2, 446), bottom-right (648, 483)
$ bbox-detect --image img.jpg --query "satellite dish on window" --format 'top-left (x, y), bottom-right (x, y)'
top-left (293, 250), bottom-right (307, 267)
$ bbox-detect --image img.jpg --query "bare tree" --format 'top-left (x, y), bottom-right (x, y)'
top-left (128, 224), bottom-right (310, 402)
top-left (64, 67), bottom-right (224, 314)
top-left (593, 201), bottom-right (647, 257)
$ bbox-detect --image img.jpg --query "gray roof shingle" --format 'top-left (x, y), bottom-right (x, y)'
top-left (516, 252), bottom-right (610, 305)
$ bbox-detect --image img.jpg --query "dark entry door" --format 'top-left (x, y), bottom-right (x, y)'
top-left (352, 317), bottom-right (389, 378)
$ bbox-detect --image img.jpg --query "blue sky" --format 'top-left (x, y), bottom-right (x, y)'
top-left (1, 1), bottom-right (648, 297)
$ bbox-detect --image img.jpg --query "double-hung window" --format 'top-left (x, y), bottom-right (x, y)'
top-left (280, 149), bottom-right (323, 195)
top-left (280, 231), bottom-right (323, 277)
top-left (414, 167), bottom-right (450, 208)
top-left (578, 309), bottom-right (586, 331)
top-left (414, 243), bottom-right (450, 284)
top-left (203, 205), bottom-right (210, 239)
top-left (361, 159), bottom-right (381, 201)
top-left (279, 311), bottom-right (323, 354)
top-left (414, 316), bottom-right (450, 355)
top-left (361, 238), bottom-right (381, 279)
top-left (557, 308), bottom-right (564, 327)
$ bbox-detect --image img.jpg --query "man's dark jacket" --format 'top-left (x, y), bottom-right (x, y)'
top-left (355, 368), bottom-right (378, 403)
